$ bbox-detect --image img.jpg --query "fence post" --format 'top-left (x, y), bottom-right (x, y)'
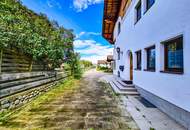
top-left (29, 60), bottom-right (33, 72)
top-left (0, 49), bottom-right (3, 73)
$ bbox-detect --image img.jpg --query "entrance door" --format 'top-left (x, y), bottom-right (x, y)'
top-left (129, 52), bottom-right (133, 81)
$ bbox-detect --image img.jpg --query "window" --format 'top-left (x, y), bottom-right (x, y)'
top-left (116, 47), bottom-right (120, 60)
top-left (135, 50), bottom-right (141, 70)
top-left (146, 0), bottom-right (155, 11)
top-left (164, 36), bottom-right (183, 73)
top-left (146, 46), bottom-right (156, 71)
top-left (118, 22), bottom-right (121, 35)
top-left (135, 1), bottom-right (141, 23)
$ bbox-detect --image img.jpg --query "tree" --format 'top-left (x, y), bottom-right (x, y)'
top-left (0, 0), bottom-right (75, 68)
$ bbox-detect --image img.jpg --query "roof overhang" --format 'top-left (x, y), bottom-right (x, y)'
top-left (102, 0), bottom-right (121, 44)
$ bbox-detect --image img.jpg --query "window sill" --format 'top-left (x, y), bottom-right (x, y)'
top-left (160, 70), bottom-right (184, 75)
top-left (134, 18), bottom-right (141, 25)
top-left (144, 9), bottom-right (149, 15)
top-left (143, 7), bottom-right (151, 15)
top-left (134, 68), bottom-right (141, 71)
top-left (144, 69), bottom-right (155, 72)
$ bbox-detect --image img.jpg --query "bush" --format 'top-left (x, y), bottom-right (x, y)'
top-left (97, 66), bottom-right (113, 73)
top-left (80, 60), bottom-right (93, 70)
top-left (66, 53), bottom-right (83, 79)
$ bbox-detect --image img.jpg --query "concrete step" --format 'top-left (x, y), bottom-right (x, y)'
top-left (115, 77), bottom-right (135, 88)
top-left (122, 80), bottom-right (133, 84)
top-left (112, 80), bottom-right (137, 92)
top-left (109, 81), bottom-right (140, 96)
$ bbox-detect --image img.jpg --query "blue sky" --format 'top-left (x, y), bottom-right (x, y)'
top-left (21, 0), bottom-right (113, 63)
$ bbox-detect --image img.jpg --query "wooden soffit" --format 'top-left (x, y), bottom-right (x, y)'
top-left (102, 0), bottom-right (121, 44)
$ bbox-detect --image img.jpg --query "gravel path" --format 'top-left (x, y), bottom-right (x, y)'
top-left (0, 69), bottom-right (139, 130)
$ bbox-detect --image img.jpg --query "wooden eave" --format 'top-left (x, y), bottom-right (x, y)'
top-left (102, 0), bottom-right (121, 44)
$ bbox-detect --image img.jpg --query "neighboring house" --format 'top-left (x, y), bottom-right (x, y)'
top-left (107, 55), bottom-right (113, 62)
top-left (107, 55), bottom-right (114, 69)
top-left (97, 60), bottom-right (108, 68)
top-left (102, 0), bottom-right (190, 129)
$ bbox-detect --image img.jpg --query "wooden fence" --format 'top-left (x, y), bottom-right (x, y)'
top-left (0, 48), bottom-right (71, 111)
top-left (0, 48), bottom-right (48, 73)
top-left (0, 48), bottom-right (72, 98)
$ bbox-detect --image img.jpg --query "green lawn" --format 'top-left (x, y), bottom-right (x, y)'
top-left (0, 78), bottom-right (79, 129)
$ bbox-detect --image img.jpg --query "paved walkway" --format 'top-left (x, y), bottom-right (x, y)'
top-left (102, 75), bottom-right (186, 130)
top-left (0, 70), bottom-right (139, 130)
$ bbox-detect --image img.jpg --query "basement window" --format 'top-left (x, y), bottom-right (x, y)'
top-left (163, 36), bottom-right (183, 73)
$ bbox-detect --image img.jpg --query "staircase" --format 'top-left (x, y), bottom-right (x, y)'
top-left (108, 76), bottom-right (140, 96)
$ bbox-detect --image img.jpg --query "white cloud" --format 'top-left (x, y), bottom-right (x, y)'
top-left (47, 0), bottom-right (62, 9)
top-left (75, 31), bottom-right (86, 39)
top-left (73, 0), bottom-right (103, 12)
top-left (74, 39), bottom-right (113, 64)
top-left (87, 32), bottom-right (101, 36)
top-left (75, 31), bottom-right (101, 39)
top-left (81, 55), bottom-right (107, 64)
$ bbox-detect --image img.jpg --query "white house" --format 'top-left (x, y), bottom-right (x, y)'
top-left (102, 0), bottom-right (190, 129)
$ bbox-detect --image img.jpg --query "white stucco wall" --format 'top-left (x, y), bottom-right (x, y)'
top-left (113, 0), bottom-right (190, 112)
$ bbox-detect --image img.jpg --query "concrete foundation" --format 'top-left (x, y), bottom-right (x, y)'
top-left (136, 86), bottom-right (190, 130)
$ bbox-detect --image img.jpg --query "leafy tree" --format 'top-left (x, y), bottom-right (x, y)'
top-left (80, 60), bottom-right (93, 69)
top-left (0, 0), bottom-right (74, 68)
top-left (66, 53), bottom-right (82, 79)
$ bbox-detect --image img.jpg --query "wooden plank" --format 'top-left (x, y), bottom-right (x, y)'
top-left (2, 67), bottom-right (29, 72)
top-left (1, 48), bottom-right (48, 73)
top-left (2, 58), bottom-right (29, 64)
top-left (3, 54), bottom-right (30, 61)
top-left (2, 63), bottom-right (29, 67)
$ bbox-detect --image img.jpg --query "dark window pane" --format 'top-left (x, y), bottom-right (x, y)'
top-left (136, 51), bottom-right (141, 69)
top-left (136, 2), bottom-right (141, 21)
top-left (147, 47), bottom-right (155, 70)
top-left (165, 36), bottom-right (183, 72)
top-left (118, 22), bottom-right (121, 35)
top-left (147, 0), bottom-right (155, 10)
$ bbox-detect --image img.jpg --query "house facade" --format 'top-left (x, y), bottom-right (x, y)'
top-left (102, 0), bottom-right (190, 129)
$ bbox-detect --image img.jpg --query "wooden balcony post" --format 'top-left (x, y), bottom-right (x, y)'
top-left (0, 49), bottom-right (3, 73)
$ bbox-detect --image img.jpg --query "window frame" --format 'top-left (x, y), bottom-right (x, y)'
top-left (145, 45), bottom-right (156, 71)
top-left (163, 36), bottom-right (184, 73)
top-left (146, 0), bottom-right (155, 11)
top-left (135, 1), bottom-right (142, 23)
top-left (118, 52), bottom-right (120, 60)
top-left (135, 50), bottom-right (142, 70)
top-left (118, 22), bottom-right (121, 35)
